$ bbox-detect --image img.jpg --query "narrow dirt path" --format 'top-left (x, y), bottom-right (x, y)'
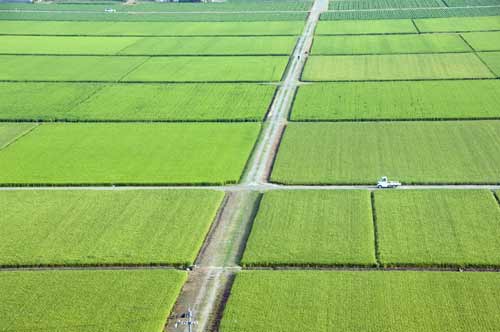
top-left (165, 3), bottom-right (328, 330)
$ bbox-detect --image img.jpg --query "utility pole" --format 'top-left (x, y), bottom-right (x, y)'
top-left (175, 307), bottom-right (198, 332)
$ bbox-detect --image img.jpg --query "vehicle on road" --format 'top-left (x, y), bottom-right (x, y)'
top-left (377, 176), bottom-right (401, 188)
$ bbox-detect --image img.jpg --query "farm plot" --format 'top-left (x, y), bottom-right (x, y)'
top-left (0, 122), bottom-right (36, 147)
top-left (270, 121), bottom-right (500, 184)
top-left (0, 269), bottom-right (186, 332)
top-left (0, 36), bottom-right (297, 56)
top-left (315, 19), bottom-right (418, 35)
top-left (0, 11), bottom-right (308, 22)
top-left (311, 34), bottom-right (470, 55)
top-left (119, 36), bottom-right (297, 55)
top-left (302, 53), bottom-right (493, 81)
top-left (0, 190), bottom-right (223, 267)
top-left (0, 55), bottom-right (289, 82)
top-left (0, 123), bottom-right (260, 185)
top-left (122, 56), bottom-right (289, 82)
top-left (414, 16), bottom-right (500, 32)
top-left (0, 55), bottom-right (148, 81)
top-left (330, 0), bottom-right (445, 10)
top-left (241, 190), bottom-right (376, 267)
top-left (220, 271), bottom-right (500, 332)
top-left (375, 190), bottom-right (500, 267)
top-left (478, 51), bottom-right (500, 76)
top-left (0, 20), bottom-right (305, 36)
top-left (462, 31), bottom-right (500, 51)
top-left (0, 82), bottom-right (275, 121)
top-left (292, 80), bottom-right (500, 120)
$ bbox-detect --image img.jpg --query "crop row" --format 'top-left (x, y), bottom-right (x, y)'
top-left (292, 80), bottom-right (500, 121)
top-left (0, 11), bottom-right (308, 22)
top-left (242, 190), bottom-right (500, 268)
top-left (316, 16), bottom-right (500, 34)
top-left (0, 35), bottom-right (297, 55)
top-left (0, 82), bottom-right (276, 122)
top-left (329, 0), bottom-right (445, 11)
top-left (221, 271), bottom-right (500, 332)
top-left (320, 6), bottom-right (500, 20)
top-left (0, 122), bottom-right (261, 185)
top-left (0, 55), bottom-right (289, 82)
top-left (0, 269), bottom-right (186, 332)
top-left (271, 121), bottom-right (500, 184)
top-left (0, 20), bottom-right (305, 36)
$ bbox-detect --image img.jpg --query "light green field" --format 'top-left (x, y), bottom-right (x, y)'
top-left (0, 122), bottom-right (36, 147)
top-left (0, 20), bottom-right (305, 36)
top-left (315, 19), bottom-right (417, 35)
top-left (0, 82), bottom-right (275, 121)
top-left (462, 31), bottom-right (500, 51)
top-left (120, 36), bottom-right (297, 55)
top-left (0, 55), bottom-right (147, 81)
top-left (0, 269), bottom-right (186, 332)
top-left (241, 191), bottom-right (376, 266)
top-left (0, 35), bottom-right (297, 55)
top-left (0, 55), bottom-right (288, 82)
top-left (330, 0), bottom-right (445, 10)
top-left (0, 123), bottom-right (260, 185)
top-left (271, 121), bottom-right (500, 184)
top-left (375, 190), bottom-right (500, 267)
top-left (302, 53), bottom-right (494, 81)
top-left (0, 190), bottom-right (223, 267)
top-left (123, 56), bottom-right (288, 82)
top-left (220, 271), bottom-right (500, 332)
top-left (292, 80), bottom-right (500, 120)
top-left (415, 16), bottom-right (500, 32)
top-left (311, 34), bottom-right (470, 54)
top-left (478, 51), bottom-right (500, 76)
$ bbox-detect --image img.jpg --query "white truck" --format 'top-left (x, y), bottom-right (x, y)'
top-left (376, 176), bottom-right (401, 189)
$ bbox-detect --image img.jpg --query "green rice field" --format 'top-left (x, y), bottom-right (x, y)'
top-left (292, 80), bottom-right (500, 120)
top-left (0, 35), bottom-right (297, 55)
top-left (414, 16), bottom-right (500, 32)
top-left (271, 121), bottom-right (500, 184)
top-left (241, 190), bottom-right (376, 266)
top-left (0, 123), bottom-right (260, 185)
top-left (330, 0), bottom-right (445, 10)
top-left (478, 51), bottom-right (500, 76)
top-left (311, 34), bottom-right (470, 54)
top-left (0, 20), bottom-right (305, 36)
top-left (220, 271), bottom-right (500, 332)
top-left (0, 55), bottom-right (289, 82)
top-left (0, 122), bottom-right (35, 147)
top-left (462, 31), bottom-right (500, 51)
top-left (0, 269), bottom-right (186, 332)
top-left (375, 190), bottom-right (500, 267)
top-left (315, 19), bottom-right (418, 34)
top-left (0, 190), bottom-right (223, 267)
top-left (0, 82), bottom-right (276, 121)
top-left (302, 53), bottom-right (494, 81)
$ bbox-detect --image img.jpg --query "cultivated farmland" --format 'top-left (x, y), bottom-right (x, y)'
top-left (0, 190), bottom-right (223, 267)
top-left (0, 55), bottom-right (289, 82)
top-left (414, 16), bottom-right (500, 32)
top-left (0, 269), bottom-right (187, 332)
top-left (315, 19), bottom-right (418, 34)
top-left (0, 35), bottom-right (297, 55)
top-left (461, 31), bottom-right (500, 52)
top-left (478, 51), bottom-right (500, 76)
top-left (375, 190), bottom-right (500, 267)
top-left (0, 123), bottom-right (261, 185)
top-left (302, 53), bottom-right (494, 81)
top-left (0, 20), bottom-right (306, 36)
top-left (0, 82), bottom-right (276, 121)
top-left (311, 34), bottom-right (470, 55)
top-left (0, 122), bottom-right (36, 147)
top-left (271, 121), bottom-right (500, 184)
top-left (292, 80), bottom-right (500, 120)
top-left (241, 190), bottom-right (376, 266)
top-left (220, 271), bottom-right (500, 332)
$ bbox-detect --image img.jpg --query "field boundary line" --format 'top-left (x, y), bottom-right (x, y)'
top-left (0, 33), bottom-right (303, 37)
top-left (0, 53), bottom-right (295, 57)
top-left (492, 190), bottom-right (500, 209)
top-left (0, 122), bottom-right (39, 151)
top-left (242, 265), bottom-right (500, 272)
top-left (0, 265), bottom-right (181, 272)
top-left (315, 29), bottom-right (500, 36)
top-left (0, 9), bottom-right (311, 15)
top-left (458, 33), bottom-right (477, 52)
top-left (288, 116), bottom-right (500, 122)
top-left (0, 118), bottom-right (264, 123)
top-left (300, 77), bottom-right (500, 83)
top-left (411, 19), bottom-right (421, 33)
top-left (370, 191), bottom-right (382, 267)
